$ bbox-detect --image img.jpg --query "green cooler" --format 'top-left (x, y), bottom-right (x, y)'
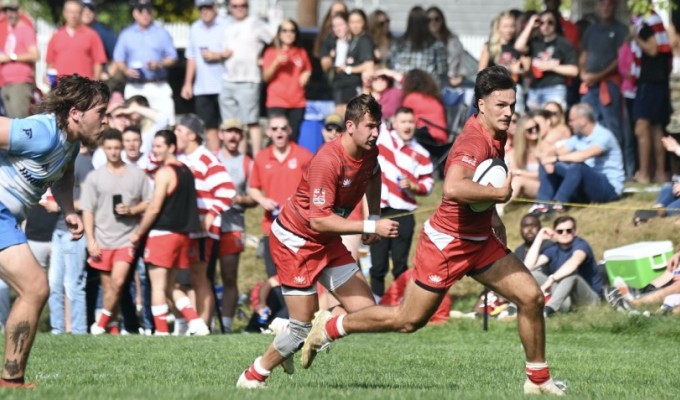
top-left (603, 241), bottom-right (673, 289)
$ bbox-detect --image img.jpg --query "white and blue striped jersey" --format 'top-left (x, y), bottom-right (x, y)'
top-left (0, 114), bottom-right (79, 220)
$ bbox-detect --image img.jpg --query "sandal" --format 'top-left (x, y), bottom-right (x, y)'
top-left (633, 209), bottom-right (661, 226)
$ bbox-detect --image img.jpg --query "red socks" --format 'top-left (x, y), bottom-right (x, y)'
top-left (526, 362), bottom-right (551, 385)
top-left (325, 315), bottom-right (347, 340)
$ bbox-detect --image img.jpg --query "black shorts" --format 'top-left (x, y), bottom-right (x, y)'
top-left (195, 94), bottom-right (221, 129)
top-left (332, 84), bottom-right (360, 105)
top-left (633, 82), bottom-right (671, 125)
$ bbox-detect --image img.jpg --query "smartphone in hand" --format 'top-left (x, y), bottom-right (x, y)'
top-left (113, 194), bottom-right (123, 215)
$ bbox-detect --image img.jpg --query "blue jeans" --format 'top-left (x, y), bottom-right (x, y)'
top-left (48, 230), bottom-right (88, 334)
top-left (582, 82), bottom-right (636, 178)
top-left (0, 278), bottom-right (9, 325)
top-left (527, 84), bottom-right (567, 111)
top-left (537, 162), bottom-right (619, 204)
top-left (657, 184), bottom-right (680, 216)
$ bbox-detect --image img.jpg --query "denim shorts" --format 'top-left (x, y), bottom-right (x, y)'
top-left (0, 202), bottom-right (27, 251)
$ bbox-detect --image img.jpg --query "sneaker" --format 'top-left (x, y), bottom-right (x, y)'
top-left (528, 204), bottom-right (551, 215)
top-left (604, 287), bottom-right (632, 312)
top-left (236, 370), bottom-right (266, 389)
top-left (187, 319), bottom-right (210, 336)
top-left (173, 318), bottom-right (188, 336)
top-left (613, 277), bottom-right (633, 301)
top-left (550, 203), bottom-right (566, 213)
top-left (281, 355), bottom-right (295, 375)
top-left (301, 310), bottom-right (333, 369)
top-left (153, 331), bottom-right (170, 337)
top-left (0, 380), bottom-right (38, 389)
top-left (90, 323), bottom-right (106, 336)
top-left (523, 378), bottom-right (567, 395)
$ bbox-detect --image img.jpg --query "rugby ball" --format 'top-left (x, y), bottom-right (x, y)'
top-left (470, 158), bottom-right (508, 212)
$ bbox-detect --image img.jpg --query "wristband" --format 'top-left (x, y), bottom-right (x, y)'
top-left (363, 220), bottom-right (376, 234)
top-left (548, 274), bottom-right (555, 282)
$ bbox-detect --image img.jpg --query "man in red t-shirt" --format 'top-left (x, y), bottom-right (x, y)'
top-left (236, 95), bottom-right (400, 389)
top-left (301, 67), bottom-right (566, 396)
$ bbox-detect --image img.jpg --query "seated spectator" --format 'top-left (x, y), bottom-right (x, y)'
top-left (402, 69), bottom-right (448, 144)
top-left (633, 177), bottom-right (680, 225)
top-left (524, 216), bottom-right (603, 316)
top-left (368, 73), bottom-right (401, 122)
top-left (542, 101), bottom-right (572, 145)
top-left (243, 275), bottom-right (289, 333)
top-left (515, 213), bottom-right (554, 264)
top-left (531, 103), bottom-right (624, 214)
top-left (321, 114), bottom-right (344, 143)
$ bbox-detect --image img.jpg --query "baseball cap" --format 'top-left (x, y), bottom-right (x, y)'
top-left (196, 0), bottom-right (216, 7)
top-left (324, 114), bottom-right (344, 131)
top-left (178, 113), bottom-right (205, 139)
top-left (220, 118), bottom-right (244, 132)
top-left (1, 0), bottom-right (19, 8)
top-left (82, 0), bottom-right (96, 11)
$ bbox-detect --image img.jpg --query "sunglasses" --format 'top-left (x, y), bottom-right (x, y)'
top-left (541, 20), bottom-right (555, 26)
top-left (231, 3), bottom-right (248, 9)
top-left (428, 16), bottom-right (441, 23)
top-left (526, 125), bottom-right (539, 133)
top-left (378, 19), bottom-right (390, 25)
top-left (2, 6), bottom-right (18, 12)
top-left (555, 228), bottom-right (574, 235)
top-left (280, 28), bottom-right (296, 33)
top-left (270, 126), bottom-right (288, 131)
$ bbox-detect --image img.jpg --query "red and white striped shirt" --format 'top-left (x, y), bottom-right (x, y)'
top-left (377, 128), bottom-right (434, 211)
top-left (179, 146), bottom-right (236, 239)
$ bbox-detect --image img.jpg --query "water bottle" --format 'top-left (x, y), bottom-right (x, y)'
top-left (258, 307), bottom-right (271, 325)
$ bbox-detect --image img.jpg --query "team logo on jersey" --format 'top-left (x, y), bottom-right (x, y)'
top-left (23, 128), bottom-right (32, 139)
top-left (461, 155), bottom-right (477, 166)
top-left (288, 158), bottom-right (298, 169)
top-left (428, 274), bottom-right (443, 284)
top-left (312, 188), bottom-right (326, 206)
top-left (342, 178), bottom-right (352, 187)
top-left (294, 276), bottom-right (306, 285)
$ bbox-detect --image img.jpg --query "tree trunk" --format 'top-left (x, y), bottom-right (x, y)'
top-left (297, 0), bottom-right (318, 28)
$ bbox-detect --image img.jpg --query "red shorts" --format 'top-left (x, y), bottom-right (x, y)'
top-left (144, 232), bottom-right (191, 269)
top-left (188, 237), bottom-right (215, 264)
top-left (412, 220), bottom-right (509, 291)
top-left (216, 231), bottom-right (244, 256)
top-left (269, 219), bottom-right (356, 288)
top-left (88, 247), bottom-right (135, 272)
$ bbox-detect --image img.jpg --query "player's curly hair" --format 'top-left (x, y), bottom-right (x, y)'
top-left (473, 65), bottom-right (516, 111)
top-left (345, 94), bottom-right (382, 126)
top-left (36, 74), bottom-right (110, 131)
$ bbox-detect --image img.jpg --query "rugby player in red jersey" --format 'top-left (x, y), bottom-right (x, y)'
top-left (302, 66), bottom-right (566, 396)
top-left (236, 94), bottom-right (399, 388)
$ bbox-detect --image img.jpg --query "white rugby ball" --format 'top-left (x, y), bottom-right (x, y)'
top-left (470, 158), bottom-right (508, 212)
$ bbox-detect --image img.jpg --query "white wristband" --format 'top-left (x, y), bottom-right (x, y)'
top-left (363, 220), bottom-right (376, 234)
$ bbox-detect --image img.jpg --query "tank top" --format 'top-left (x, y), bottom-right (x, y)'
top-left (152, 163), bottom-right (200, 233)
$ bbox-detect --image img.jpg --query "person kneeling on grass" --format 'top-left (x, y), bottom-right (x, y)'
top-left (300, 66), bottom-right (566, 396)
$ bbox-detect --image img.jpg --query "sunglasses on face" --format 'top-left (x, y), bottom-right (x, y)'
top-left (526, 125), bottom-right (539, 133)
top-left (280, 28), bottom-right (296, 34)
top-left (270, 126), bottom-right (288, 131)
top-left (2, 6), bottom-right (18, 12)
top-left (378, 19), bottom-right (390, 26)
top-left (231, 3), bottom-right (248, 9)
top-left (541, 19), bottom-right (555, 26)
top-left (428, 16), bottom-right (441, 23)
top-left (555, 228), bottom-right (574, 235)
top-left (325, 125), bottom-right (343, 132)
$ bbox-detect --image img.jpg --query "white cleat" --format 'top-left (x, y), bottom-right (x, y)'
top-left (524, 379), bottom-right (567, 396)
top-left (236, 371), bottom-right (266, 389)
top-left (301, 309), bottom-right (333, 369)
top-left (90, 323), bottom-right (106, 336)
top-left (188, 319), bottom-right (211, 336)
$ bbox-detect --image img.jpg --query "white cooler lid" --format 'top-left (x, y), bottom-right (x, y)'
top-left (603, 241), bottom-right (673, 261)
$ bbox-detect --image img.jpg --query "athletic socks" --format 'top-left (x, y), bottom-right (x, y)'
top-left (1, 377), bottom-right (24, 384)
top-left (325, 315), bottom-right (347, 340)
top-left (175, 296), bottom-right (200, 322)
top-left (525, 362), bottom-right (551, 385)
top-left (151, 304), bottom-right (169, 333)
top-left (221, 316), bottom-right (233, 333)
top-left (244, 357), bottom-right (271, 382)
top-left (96, 309), bottom-right (112, 329)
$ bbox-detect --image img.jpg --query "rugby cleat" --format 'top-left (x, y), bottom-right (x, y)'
top-left (236, 370), bottom-right (266, 389)
top-left (301, 309), bottom-right (333, 369)
top-left (523, 378), bottom-right (567, 396)
top-left (187, 319), bottom-right (210, 336)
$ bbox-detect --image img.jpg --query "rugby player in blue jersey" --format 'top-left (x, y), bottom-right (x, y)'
top-left (0, 75), bottom-right (109, 388)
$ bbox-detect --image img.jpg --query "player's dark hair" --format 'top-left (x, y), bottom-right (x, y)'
top-left (155, 129), bottom-right (177, 154)
top-left (126, 95), bottom-right (150, 108)
top-left (553, 215), bottom-right (576, 230)
top-left (473, 65), bottom-right (516, 111)
top-left (520, 213), bottom-right (541, 227)
top-left (100, 128), bottom-right (123, 143)
top-left (394, 107), bottom-right (414, 117)
top-left (123, 125), bottom-right (142, 137)
top-left (345, 94), bottom-right (382, 127)
top-left (36, 74), bottom-right (110, 131)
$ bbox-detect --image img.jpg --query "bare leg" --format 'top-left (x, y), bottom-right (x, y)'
top-left (471, 253), bottom-right (546, 362)
top-left (632, 280), bottom-right (680, 307)
top-left (204, 128), bottom-right (220, 153)
top-left (249, 123), bottom-right (263, 158)
top-left (147, 266), bottom-right (168, 308)
top-left (219, 254), bottom-right (239, 320)
top-left (0, 244), bottom-right (49, 379)
top-left (651, 124), bottom-right (667, 183)
top-left (635, 118), bottom-right (651, 183)
top-left (189, 261), bottom-right (214, 323)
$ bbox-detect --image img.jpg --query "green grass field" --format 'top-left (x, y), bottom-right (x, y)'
top-left (3, 182), bottom-right (680, 398)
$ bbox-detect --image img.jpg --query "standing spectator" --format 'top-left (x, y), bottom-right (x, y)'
top-left (81, 0), bottom-right (121, 93)
top-left (130, 130), bottom-right (209, 336)
top-left (321, 113), bottom-right (344, 143)
top-left (402, 69), bottom-right (448, 144)
top-left (580, 0), bottom-right (632, 178)
top-left (426, 6), bottom-right (466, 88)
top-left (533, 103), bottom-right (624, 213)
top-left (262, 19), bottom-right (312, 142)
top-left (632, 5), bottom-right (673, 183)
top-left (370, 107), bottom-right (433, 300)
top-left (114, 0), bottom-right (177, 124)
top-left (111, 95), bottom-right (170, 157)
top-left (175, 113), bottom-right (236, 325)
top-left (543, 0), bottom-right (580, 50)
top-left (524, 216), bottom-right (602, 316)
top-left (46, 146), bottom-right (94, 335)
top-left (215, 118), bottom-right (257, 332)
top-left (367, 9), bottom-right (392, 67)
top-left (515, 12), bottom-right (578, 111)
top-left (385, 6), bottom-right (447, 87)
top-left (320, 11), bottom-right (374, 116)
top-left (45, 0), bottom-right (106, 81)
top-left (81, 129), bottom-right (150, 335)
top-left (313, 0), bottom-right (347, 57)
top-left (181, 0), bottom-right (230, 152)
top-left (248, 115), bottom-right (312, 277)
top-left (220, 0), bottom-right (273, 158)
top-left (0, 1), bottom-right (38, 118)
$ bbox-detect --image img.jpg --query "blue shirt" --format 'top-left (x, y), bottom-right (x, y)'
top-left (541, 237), bottom-right (603, 296)
top-left (0, 114), bottom-right (79, 220)
top-left (90, 21), bottom-right (117, 61)
top-left (563, 123), bottom-right (624, 195)
top-left (185, 16), bottom-right (231, 96)
top-left (113, 22), bottom-right (177, 81)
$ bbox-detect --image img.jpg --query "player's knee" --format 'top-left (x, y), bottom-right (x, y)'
top-left (518, 288), bottom-right (545, 312)
top-left (398, 313), bottom-right (429, 333)
top-left (26, 274), bottom-right (49, 305)
top-left (273, 318), bottom-right (311, 358)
